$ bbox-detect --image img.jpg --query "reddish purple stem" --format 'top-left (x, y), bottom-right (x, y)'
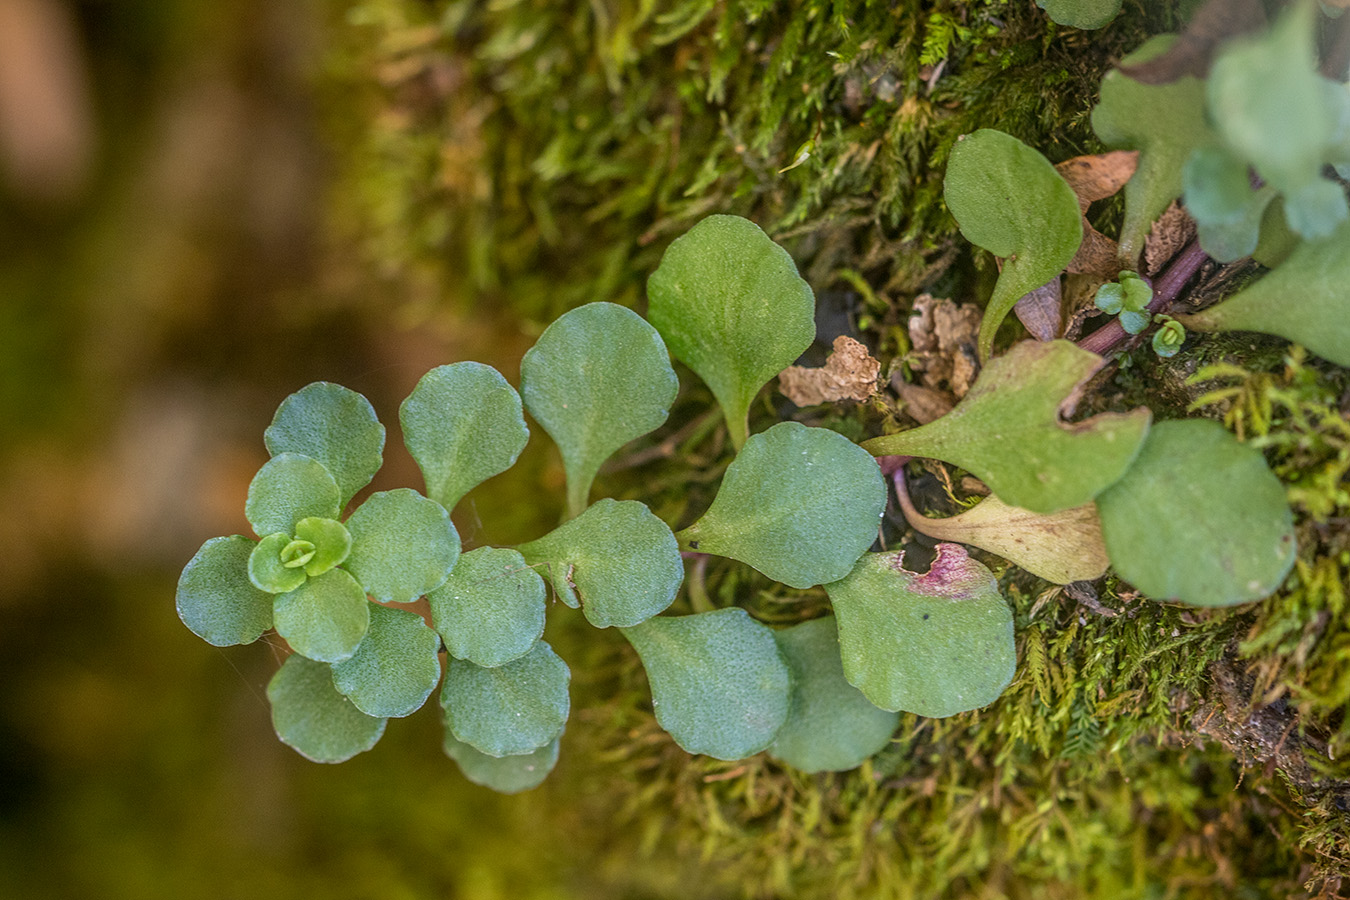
top-left (1076, 239), bottom-right (1209, 357)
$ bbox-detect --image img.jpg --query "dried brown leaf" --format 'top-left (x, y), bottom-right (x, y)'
top-left (778, 336), bottom-right (880, 406)
top-left (1014, 279), bottom-right (1062, 341)
top-left (891, 382), bottom-right (954, 425)
top-left (1055, 152), bottom-right (1137, 279)
top-left (1143, 201), bottom-right (1197, 276)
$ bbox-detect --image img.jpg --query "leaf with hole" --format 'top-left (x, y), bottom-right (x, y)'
top-left (1177, 221), bottom-right (1350, 366)
top-left (825, 545), bottom-right (1016, 717)
top-left (442, 733), bottom-right (559, 794)
top-left (176, 536), bottom-right (274, 646)
top-left (862, 340), bottom-right (1150, 514)
top-left (267, 653), bottom-right (387, 763)
top-left (343, 489), bottom-right (460, 603)
top-left (1097, 419), bottom-right (1295, 606)
top-left (676, 422), bottom-right (886, 589)
top-left (647, 215), bottom-right (816, 450)
top-left (520, 302), bottom-right (678, 517)
top-left (517, 498), bottom-right (681, 628)
top-left (264, 382), bottom-right (385, 508)
top-left (440, 641), bottom-right (570, 758)
top-left (331, 602), bottom-right (442, 718)
top-left (400, 362), bottom-right (530, 513)
top-left (942, 129), bottom-right (1082, 361)
top-left (622, 608), bottom-right (790, 761)
top-left (767, 617), bottom-right (899, 773)
top-left (244, 453), bottom-right (341, 538)
top-left (1091, 35), bottom-right (1216, 265)
top-left (428, 547), bottom-right (546, 668)
top-left (272, 568), bottom-right (370, 663)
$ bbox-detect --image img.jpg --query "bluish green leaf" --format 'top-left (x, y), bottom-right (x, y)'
top-left (768, 617), bottom-right (899, 773)
top-left (517, 498), bottom-right (681, 628)
top-left (176, 535), bottom-right (273, 646)
top-left (343, 489), bottom-right (460, 603)
top-left (676, 422), bottom-right (885, 589)
top-left (622, 608), bottom-right (790, 761)
top-left (1178, 220), bottom-right (1350, 366)
top-left (244, 453), bottom-right (341, 537)
top-left (1036, 0), bottom-right (1121, 29)
top-left (294, 516), bottom-right (351, 577)
top-left (267, 653), bottom-right (387, 763)
top-left (1092, 35), bottom-right (1216, 264)
top-left (825, 546), bottom-right (1016, 717)
top-left (248, 532), bottom-right (308, 594)
top-left (647, 215), bottom-right (816, 450)
top-left (400, 362), bottom-right (530, 512)
top-left (331, 602), bottom-right (442, 717)
top-left (264, 382), bottom-right (386, 508)
top-left (443, 733), bottom-right (559, 794)
top-left (942, 129), bottom-right (1082, 361)
top-left (428, 547), bottom-right (546, 668)
top-left (520, 302), bottom-right (678, 517)
top-left (272, 568), bottom-right (370, 663)
top-left (1183, 146), bottom-right (1275, 262)
top-left (1097, 419), bottom-right (1295, 607)
top-left (440, 641), bottom-right (571, 757)
top-left (862, 341), bottom-right (1150, 514)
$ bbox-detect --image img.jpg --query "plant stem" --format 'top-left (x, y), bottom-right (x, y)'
top-left (685, 554), bottom-right (712, 613)
top-left (1077, 238), bottom-right (1209, 357)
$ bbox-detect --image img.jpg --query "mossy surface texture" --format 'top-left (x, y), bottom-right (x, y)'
top-left (316, 1), bottom-right (1350, 897)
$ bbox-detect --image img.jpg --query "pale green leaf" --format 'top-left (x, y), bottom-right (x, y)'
top-left (1177, 221), bottom-right (1350, 366)
top-left (267, 653), bottom-right (387, 763)
top-left (294, 516), bottom-right (351, 577)
top-left (622, 608), bottom-right (790, 761)
top-left (676, 422), bottom-right (886, 589)
top-left (264, 382), bottom-right (386, 508)
top-left (440, 641), bottom-right (571, 757)
top-left (443, 733), bottom-right (559, 794)
top-left (272, 568), bottom-right (370, 663)
top-left (400, 362), bottom-right (530, 512)
top-left (1097, 419), bottom-right (1296, 607)
top-left (1092, 36), bottom-right (1216, 264)
top-left (520, 302), bottom-right (678, 516)
top-left (942, 129), bottom-right (1082, 361)
top-left (1183, 146), bottom-right (1276, 262)
top-left (331, 602), bottom-right (442, 718)
top-left (343, 489), bottom-right (460, 603)
top-left (768, 617), bottom-right (899, 773)
top-left (517, 498), bottom-right (681, 628)
top-left (428, 547), bottom-right (546, 668)
top-left (1036, 0), bottom-right (1121, 29)
top-left (862, 340), bottom-right (1150, 514)
top-left (244, 453), bottom-right (340, 537)
top-left (248, 532), bottom-right (309, 594)
top-left (176, 535), bottom-right (273, 646)
top-left (647, 215), bottom-right (816, 449)
top-left (825, 545), bottom-right (1016, 717)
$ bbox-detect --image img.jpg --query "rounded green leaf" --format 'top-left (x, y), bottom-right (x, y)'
top-left (428, 547), bottom-right (546, 668)
top-left (676, 422), bottom-right (886, 589)
top-left (443, 733), bottom-right (559, 794)
top-left (621, 608), bottom-right (790, 761)
top-left (264, 382), bottom-right (386, 508)
top-left (862, 341), bottom-right (1151, 514)
top-left (343, 489), bottom-right (461, 603)
top-left (943, 130), bottom-right (1082, 361)
top-left (1035, 0), bottom-right (1121, 29)
top-left (176, 536), bottom-right (274, 646)
top-left (293, 516), bottom-right (352, 577)
top-left (1097, 419), bottom-right (1296, 607)
top-left (440, 641), bottom-right (571, 758)
top-left (272, 568), bottom-right (371, 663)
top-left (768, 617), bottom-right (899, 774)
top-left (331, 602), bottom-right (442, 718)
top-left (825, 546), bottom-right (1016, 717)
top-left (400, 362), bottom-right (530, 512)
top-left (1178, 221), bottom-right (1350, 367)
top-left (267, 653), bottom-right (387, 763)
top-left (517, 498), bottom-right (681, 628)
top-left (248, 532), bottom-right (309, 594)
top-left (647, 215), bottom-right (816, 450)
top-left (520, 303), bottom-right (678, 517)
top-left (244, 453), bottom-right (341, 538)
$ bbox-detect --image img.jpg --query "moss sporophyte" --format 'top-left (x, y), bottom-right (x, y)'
top-left (178, 6), bottom-right (1342, 796)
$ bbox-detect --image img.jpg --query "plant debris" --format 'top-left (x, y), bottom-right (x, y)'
top-left (778, 335), bottom-right (880, 406)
